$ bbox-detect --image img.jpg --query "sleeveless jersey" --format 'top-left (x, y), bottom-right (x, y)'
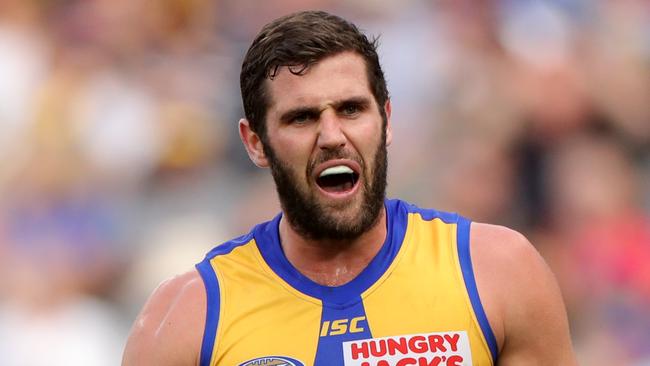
top-left (196, 199), bottom-right (498, 366)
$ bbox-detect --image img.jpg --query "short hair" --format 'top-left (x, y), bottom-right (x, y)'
top-left (240, 10), bottom-right (389, 141)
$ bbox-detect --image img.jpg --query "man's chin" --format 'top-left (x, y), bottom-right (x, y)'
top-left (288, 199), bottom-right (365, 240)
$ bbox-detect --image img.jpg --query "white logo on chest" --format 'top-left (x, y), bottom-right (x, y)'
top-left (342, 331), bottom-right (473, 366)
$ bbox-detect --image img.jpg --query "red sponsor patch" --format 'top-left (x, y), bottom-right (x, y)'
top-left (342, 331), bottom-right (472, 366)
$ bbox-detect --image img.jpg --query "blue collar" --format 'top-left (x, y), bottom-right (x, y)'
top-left (253, 199), bottom-right (408, 308)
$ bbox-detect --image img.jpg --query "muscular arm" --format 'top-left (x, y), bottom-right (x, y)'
top-left (122, 270), bottom-right (206, 366)
top-left (470, 223), bottom-right (577, 366)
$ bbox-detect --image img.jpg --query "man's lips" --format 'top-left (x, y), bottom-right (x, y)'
top-left (313, 159), bottom-right (361, 195)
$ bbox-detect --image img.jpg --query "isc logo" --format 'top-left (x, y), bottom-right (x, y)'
top-left (320, 316), bottom-right (366, 337)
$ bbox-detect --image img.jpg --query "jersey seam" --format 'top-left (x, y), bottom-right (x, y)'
top-left (454, 220), bottom-right (497, 366)
top-left (209, 257), bottom-right (226, 366)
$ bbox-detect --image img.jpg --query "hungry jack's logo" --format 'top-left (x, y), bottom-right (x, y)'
top-left (342, 331), bottom-right (472, 366)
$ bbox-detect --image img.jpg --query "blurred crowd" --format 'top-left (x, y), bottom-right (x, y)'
top-left (0, 0), bottom-right (648, 364)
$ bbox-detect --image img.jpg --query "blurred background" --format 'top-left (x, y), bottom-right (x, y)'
top-left (0, 0), bottom-right (648, 364)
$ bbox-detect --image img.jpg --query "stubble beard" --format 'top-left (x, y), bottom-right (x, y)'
top-left (264, 131), bottom-right (388, 242)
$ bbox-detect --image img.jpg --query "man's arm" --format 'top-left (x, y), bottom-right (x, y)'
top-left (471, 223), bottom-right (577, 365)
top-left (122, 270), bottom-right (206, 366)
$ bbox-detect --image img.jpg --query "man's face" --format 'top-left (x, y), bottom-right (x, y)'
top-left (262, 52), bottom-right (391, 241)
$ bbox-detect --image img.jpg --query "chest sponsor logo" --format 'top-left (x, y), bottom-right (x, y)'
top-left (238, 356), bottom-right (305, 366)
top-left (342, 331), bottom-right (472, 366)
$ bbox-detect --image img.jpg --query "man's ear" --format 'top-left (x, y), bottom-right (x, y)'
top-left (239, 118), bottom-right (269, 168)
top-left (384, 99), bottom-right (393, 146)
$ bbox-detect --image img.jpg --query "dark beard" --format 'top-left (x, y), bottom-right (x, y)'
top-left (265, 133), bottom-right (388, 242)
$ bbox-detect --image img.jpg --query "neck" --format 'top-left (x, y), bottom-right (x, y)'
top-left (279, 208), bottom-right (388, 287)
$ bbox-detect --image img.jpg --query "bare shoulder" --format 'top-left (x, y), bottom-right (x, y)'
top-left (470, 223), bottom-right (545, 291)
top-left (122, 269), bottom-right (206, 366)
top-left (469, 223), bottom-right (577, 365)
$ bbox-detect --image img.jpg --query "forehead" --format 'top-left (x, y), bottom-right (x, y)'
top-left (266, 52), bottom-right (373, 114)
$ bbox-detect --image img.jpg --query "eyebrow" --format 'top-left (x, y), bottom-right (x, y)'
top-left (278, 96), bottom-right (372, 123)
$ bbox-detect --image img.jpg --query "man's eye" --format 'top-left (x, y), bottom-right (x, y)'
top-left (292, 113), bottom-right (312, 124)
top-left (341, 104), bottom-right (360, 116)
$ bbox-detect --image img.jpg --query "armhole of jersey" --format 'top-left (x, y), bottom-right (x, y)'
top-left (457, 217), bottom-right (499, 364)
top-left (195, 259), bottom-right (221, 366)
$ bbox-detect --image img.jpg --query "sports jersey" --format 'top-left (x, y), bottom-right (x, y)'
top-left (196, 199), bottom-right (498, 366)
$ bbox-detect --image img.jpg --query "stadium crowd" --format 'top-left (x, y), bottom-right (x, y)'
top-left (0, 0), bottom-right (648, 364)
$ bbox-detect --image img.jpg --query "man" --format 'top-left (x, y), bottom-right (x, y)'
top-left (123, 11), bottom-right (576, 366)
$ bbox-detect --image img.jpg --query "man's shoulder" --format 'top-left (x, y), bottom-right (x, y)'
top-left (468, 222), bottom-right (575, 363)
top-left (147, 269), bottom-right (206, 316)
top-left (122, 269), bottom-right (206, 365)
top-left (470, 222), bottom-right (535, 258)
top-left (469, 222), bottom-right (547, 295)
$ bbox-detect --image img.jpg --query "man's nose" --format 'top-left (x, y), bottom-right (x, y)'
top-left (317, 111), bottom-right (346, 150)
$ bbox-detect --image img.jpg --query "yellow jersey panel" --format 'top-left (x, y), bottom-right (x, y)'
top-left (207, 241), bottom-right (322, 365)
top-left (360, 213), bottom-right (493, 365)
top-left (195, 199), bottom-right (498, 366)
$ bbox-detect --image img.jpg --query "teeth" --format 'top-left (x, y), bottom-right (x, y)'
top-left (319, 165), bottom-right (354, 177)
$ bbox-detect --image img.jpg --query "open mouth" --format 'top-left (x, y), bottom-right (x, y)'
top-left (316, 165), bottom-right (359, 193)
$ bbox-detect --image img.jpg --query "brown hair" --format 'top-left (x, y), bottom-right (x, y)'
top-left (240, 10), bottom-right (389, 142)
